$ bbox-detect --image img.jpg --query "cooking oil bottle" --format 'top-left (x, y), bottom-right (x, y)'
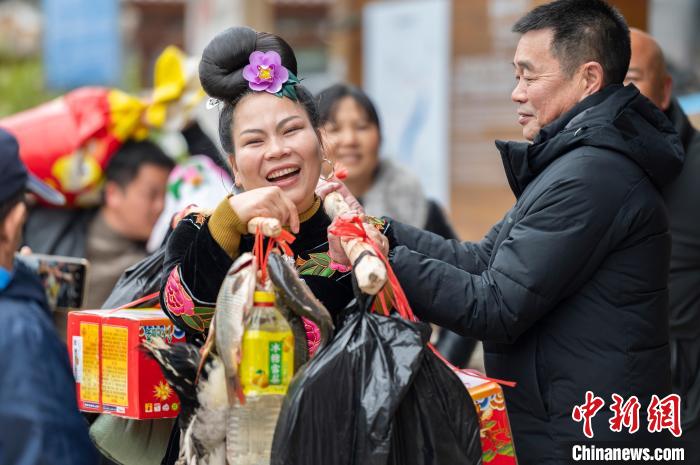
top-left (227, 289), bottom-right (294, 465)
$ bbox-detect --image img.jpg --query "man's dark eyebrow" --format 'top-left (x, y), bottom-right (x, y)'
top-left (514, 60), bottom-right (535, 71)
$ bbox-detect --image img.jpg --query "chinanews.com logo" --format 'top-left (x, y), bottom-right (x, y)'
top-left (572, 391), bottom-right (682, 438)
top-left (567, 391), bottom-right (686, 464)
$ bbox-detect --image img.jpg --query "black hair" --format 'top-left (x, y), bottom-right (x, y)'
top-left (316, 83), bottom-right (382, 134)
top-left (198, 27), bottom-right (320, 155)
top-left (512, 0), bottom-right (630, 85)
top-left (104, 140), bottom-right (175, 189)
top-left (0, 189), bottom-right (25, 228)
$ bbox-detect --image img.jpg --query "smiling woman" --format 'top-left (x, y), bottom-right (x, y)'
top-left (231, 94), bottom-right (321, 214)
top-left (158, 27), bottom-right (359, 464)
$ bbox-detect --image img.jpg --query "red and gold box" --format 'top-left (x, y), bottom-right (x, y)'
top-left (458, 371), bottom-right (518, 464)
top-left (67, 308), bottom-right (186, 419)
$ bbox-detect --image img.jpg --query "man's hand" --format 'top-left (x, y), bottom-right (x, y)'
top-left (327, 215), bottom-right (389, 268)
top-left (316, 180), bottom-right (364, 215)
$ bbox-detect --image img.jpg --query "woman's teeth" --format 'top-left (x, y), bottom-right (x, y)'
top-left (267, 167), bottom-right (300, 181)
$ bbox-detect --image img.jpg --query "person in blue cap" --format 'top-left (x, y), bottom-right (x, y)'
top-left (0, 127), bottom-right (98, 465)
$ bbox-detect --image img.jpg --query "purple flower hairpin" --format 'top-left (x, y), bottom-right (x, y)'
top-left (242, 51), bottom-right (289, 94)
top-left (241, 50), bottom-right (300, 100)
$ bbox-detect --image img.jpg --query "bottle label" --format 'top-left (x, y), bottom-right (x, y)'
top-left (240, 330), bottom-right (294, 396)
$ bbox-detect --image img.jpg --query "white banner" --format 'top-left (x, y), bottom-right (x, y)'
top-left (364, 0), bottom-right (451, 207)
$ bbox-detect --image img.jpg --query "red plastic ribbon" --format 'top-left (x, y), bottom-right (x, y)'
top-left (328, 215), bottom-right (415, 321)
top-left (254, 226), bottom-right (295, 283)
top-left (429, 345), bottom-right (517, 388)
top-left (459, 367), bottom-right (517, 388)
top-left (107, 291), bottom-right (161, 313)
top-left (333, 165), bottom-right (348, 180)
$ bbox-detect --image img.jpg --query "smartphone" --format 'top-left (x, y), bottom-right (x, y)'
top-left (19, 253), bottom-right (90, 311)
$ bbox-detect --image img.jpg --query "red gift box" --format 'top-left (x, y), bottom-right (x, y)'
top-left (458, 371), bottom-right (518, 464)
top-left (67, 308), bottom-right (185, 419)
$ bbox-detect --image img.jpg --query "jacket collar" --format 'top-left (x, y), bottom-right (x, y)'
top-left (664, 98), bottom-right (696, 153)
top-left (496, 85), bottom-right (621, 198)
top-left (496, 84), bottom-right (684, 198)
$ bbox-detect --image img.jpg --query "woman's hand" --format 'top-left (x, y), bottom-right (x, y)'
top-left (228, 186), bottom-right (300, 234)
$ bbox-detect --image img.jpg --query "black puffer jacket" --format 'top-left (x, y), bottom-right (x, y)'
top-left (663, 98), bottom-right (700, 456)
top-left (387, 84), bottom-right (684, 464)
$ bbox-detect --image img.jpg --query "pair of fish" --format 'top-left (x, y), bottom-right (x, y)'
top-left (146, 251), bottom-right (335, 465)
top-left (205, 251), bottom-right (335, 406)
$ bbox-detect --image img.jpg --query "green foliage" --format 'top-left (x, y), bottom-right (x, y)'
top-left (0, 58), bottom-right (59, 118)
top-left (0, 55), bottom-right (142, 118)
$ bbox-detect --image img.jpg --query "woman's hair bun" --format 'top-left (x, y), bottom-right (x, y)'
top-left (199, 26), bottom-right (299, 102)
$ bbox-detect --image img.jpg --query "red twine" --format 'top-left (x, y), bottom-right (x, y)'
top-left (328, 215), bottom-right (415, 321)
top-left (253, 225), bottom-right (295, 283)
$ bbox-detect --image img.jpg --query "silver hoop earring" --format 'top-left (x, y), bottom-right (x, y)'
top-left (319, 157), bottom-right (335, 182)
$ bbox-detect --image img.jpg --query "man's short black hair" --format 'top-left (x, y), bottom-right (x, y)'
top-left (105, 140), bottom-right (175, 189)
top-left (513, 0), bottom-right (631, 85)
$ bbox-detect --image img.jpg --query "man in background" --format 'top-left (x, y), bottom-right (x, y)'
top-left (626, 27), bottom-right (700, 458)
top-left (0, 128), bottom-right (97, 465)
top-left (24, 140), bottom-right (174, 340)
top-left (83, 141), bottom-right (174, 308)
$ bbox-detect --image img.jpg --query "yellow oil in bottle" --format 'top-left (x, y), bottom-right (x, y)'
top-left (229, 290), bottom-right (294, 464)
top-left (239, 290), bottom-right (295, 396)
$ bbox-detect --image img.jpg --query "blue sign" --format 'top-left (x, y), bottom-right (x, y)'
top-left (42, 0), bottom-right (121, 90)
top-left (679, 92), bottom-right (700, 116)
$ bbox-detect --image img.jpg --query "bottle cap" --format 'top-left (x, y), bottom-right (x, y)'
top-left (254, 290), bottom-right (275, 304)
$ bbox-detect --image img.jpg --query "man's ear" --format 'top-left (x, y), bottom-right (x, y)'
top-left (1, 202), bottom-right (26, 243)
top-left (103, 181), bottom-right (123, 209)
top-left (660, 74), bottom-right (673, 112)
top-left (580, 61), bottom-right (605, 100)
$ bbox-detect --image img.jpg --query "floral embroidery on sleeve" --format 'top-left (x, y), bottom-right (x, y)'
top-left (296, 252), bottom-right (336, 278)
top-left (162, 265), bottom-right (215, 333)
top-left (367, 215), bottom-right (387, 231)
top-left (302, 317), bottom-right (321, 358)
top-left (164, 267), bottom-right (195, 317)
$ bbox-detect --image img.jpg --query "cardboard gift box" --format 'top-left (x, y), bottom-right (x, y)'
top-left (67, 308), bottom-right (186, 419)
top-left (458, 371), bottom-right (518, 464)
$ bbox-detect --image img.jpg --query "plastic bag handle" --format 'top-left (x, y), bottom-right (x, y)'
top-left (109, 291), bottom-right (161, 312)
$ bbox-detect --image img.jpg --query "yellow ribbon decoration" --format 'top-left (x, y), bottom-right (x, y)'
top-left (107, 89), bottom-right (149, 142)
top-left (145, 45), bottom-right (205, 130)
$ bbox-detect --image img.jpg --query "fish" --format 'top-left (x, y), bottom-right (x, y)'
top-left (267, 252), bottom-right (335, 355)
top-left (212, 252), bottom-right (257, 406)
top-left (144, 337), bottom-right (227, 465)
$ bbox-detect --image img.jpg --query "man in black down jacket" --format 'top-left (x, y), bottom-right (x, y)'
top-left (363, 1), bottom-right (685, 463)
top-left (626, 28), bottom-right (700, 461)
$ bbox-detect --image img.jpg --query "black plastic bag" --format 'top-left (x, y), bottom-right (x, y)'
top-left (100, 246), bottom-right (166, 309)
top-left (270, 296), bottom-right (482, 465)
top-left (387, 347), bottom-right (483, 465)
